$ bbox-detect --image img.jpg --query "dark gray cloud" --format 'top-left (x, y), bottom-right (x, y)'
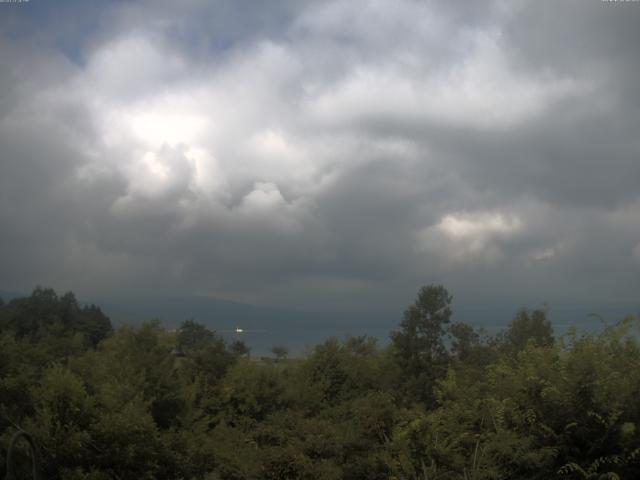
top-left (1, 0), bottom-right (639, 317)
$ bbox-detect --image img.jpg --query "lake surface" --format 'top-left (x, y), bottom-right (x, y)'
top-left (86, 294), bottom-right (640, 357)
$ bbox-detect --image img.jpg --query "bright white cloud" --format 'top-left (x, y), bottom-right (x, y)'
top-left (417, 212), bottom-right (522, 264)
top-left (239, 182), bottom-right (287, 212)
top-left (304, 30), bottom-right (582, 130)
top-left (67, 0), bottom-right (587, 230)
top-left (437, 213), bottom-right (521, 239)
top-left (128, 112), bottom-right (208, 148)
top-left (83, 34), bottom-right (187, 100)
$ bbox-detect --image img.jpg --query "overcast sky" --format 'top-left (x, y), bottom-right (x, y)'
top-left (1, 0), bottom-right (639, 317)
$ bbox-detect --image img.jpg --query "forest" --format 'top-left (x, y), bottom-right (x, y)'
top-left (1, 286), bottom-right (639, 479)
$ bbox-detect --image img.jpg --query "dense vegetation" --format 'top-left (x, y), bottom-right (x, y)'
top-left (1, 286), bottom-right (639, 479)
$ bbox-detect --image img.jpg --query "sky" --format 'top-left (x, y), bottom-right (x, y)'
top-left (1, 0), bottom-right (639, 321)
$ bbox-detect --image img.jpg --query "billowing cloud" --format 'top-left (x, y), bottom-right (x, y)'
top-left (417, 212), bottom-right (522, 265)
top-left (1, 0), bottom-right (639, 315)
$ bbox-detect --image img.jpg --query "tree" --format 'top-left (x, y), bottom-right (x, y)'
top-left (504, 308), bottom-right (554, 352)
top-left (177, 320), bottom-right (217, 354)
top-left (0, 288), bottom-right (112, 348)
top-left (230, 340), bottom-right (250, 358)
top-left (271, 345), bottom-right (289, 362)
top-left (75, 304), bottom-right (112, 347)
top-left (448, 322), bottom-right (480, 361)
top-left (390, 284), bottom-right (452, 405)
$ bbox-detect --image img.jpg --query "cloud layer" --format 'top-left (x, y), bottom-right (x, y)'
top-left (1, 0), bottom-right (639, 314)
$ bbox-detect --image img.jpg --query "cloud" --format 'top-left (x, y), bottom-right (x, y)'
top-left (436, 213), bottom-right (521, 239)
top-left (0, 0), bottom-right (639, 313)
top-left (530, 245), bottom-right (559, 263)
top-left (417, 212), bottom-right (522, 265)
top-left (305, 31), bottom-right (583, 131)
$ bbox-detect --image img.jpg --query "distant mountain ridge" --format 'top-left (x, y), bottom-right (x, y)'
top-left (68, 295), bottom-right (640, 355)
top-left (0, 289), bottom-right (25, 302)
top-left (93, 294), bottom-right (396, 331)
top-left (87, 294), bottom-right (400, 356)
top-left (2, 287), bottom-right (637, 355)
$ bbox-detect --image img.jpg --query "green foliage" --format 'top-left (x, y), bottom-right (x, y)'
top-left (391, 284), bottom-right (453, 405)
top-left (503, 307), bottom-right (554, 353)
top-left (230, 340), bottom-right (251, 358)
top-left (0, 287), bottom-right (112, 347)
top-left (178, 319), bottom-right (218, 354)
top-left (271, 345), bottom-right (289, 361)
top-left (1, 286), bottom-right (639, 480)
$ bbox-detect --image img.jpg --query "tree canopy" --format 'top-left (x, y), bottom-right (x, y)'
top-left (1, 286), bottom-right (639, 479)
